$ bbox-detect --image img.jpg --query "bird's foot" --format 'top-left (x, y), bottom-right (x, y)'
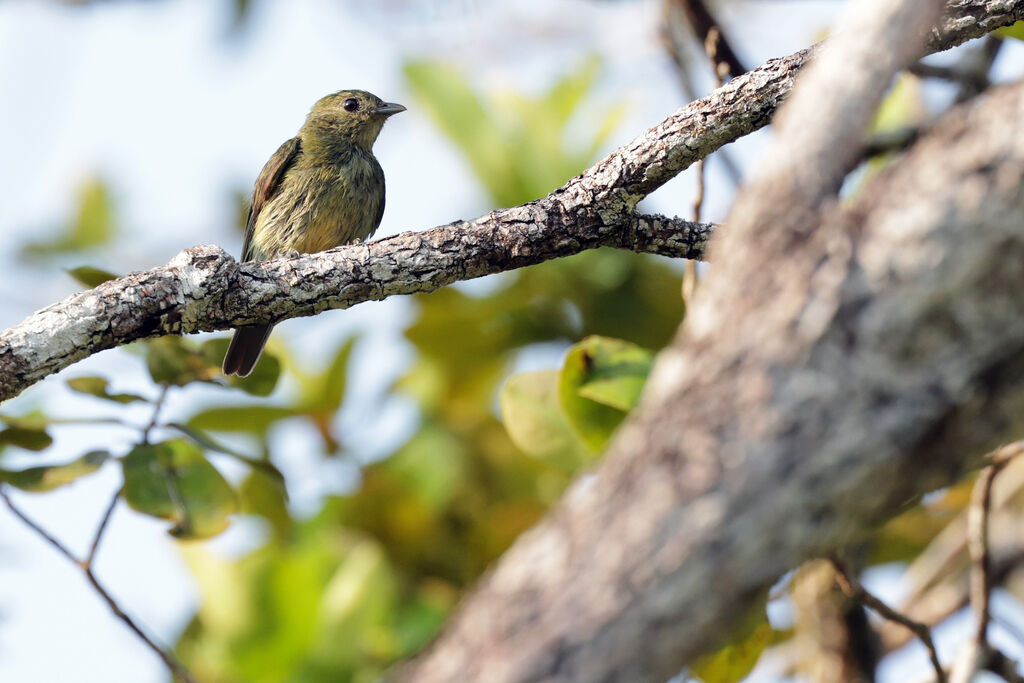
top-left (287, 249), bottom-right (301, 258)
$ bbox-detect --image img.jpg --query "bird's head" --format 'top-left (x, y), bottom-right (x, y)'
top-left (304, 89), bottom-right (405, 150)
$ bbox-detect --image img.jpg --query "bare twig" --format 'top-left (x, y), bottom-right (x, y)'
top-left (674, 0), bottom-right (746, 79)
top-left (831, 557), bottom-right (947, 683)
top-left (953, 442), bottom-right (1024, 682)
top-left (969, 463), bottom-right (1003, 646)
top-left (141, 385), bottom-right (171, 444)
top-left (1, 486), bottom-right (79, 562)
top-left (85, 487), bottom-right (121, 567)
top-left (0, 487), bottom-right (195, 683)
top-left (691, 25), bottom-right (727, 225)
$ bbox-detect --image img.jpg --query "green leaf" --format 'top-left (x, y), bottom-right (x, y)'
top-left (0, 424), bottom-right (53, 451)
top-left (381, 426), bottom-right (465, 511)
top-left (499, 370), bottom-right (590, 470)
top-left (995, 21), bottom-right (1024, 41)
top-left (202, 337), bottom-right (281, 396)
top-left (690, 621), bottom-right (788, 683)
top-left (66, 376), bottom-right (147, 404)
top-left (308, 337), bottom-right (356, 413)
top-left (22, 176), bottom-right (117, 256)
top-left (544, 55), bottom-right (601, 128)
top-left (559, 336), bottom-right (653, 451)
top-left (238, 469), bottom-right (291, 538)
top-left (146, 336), bottom-right (209, 386)
top-left (187, 406), bottom-right (295, 436)
top-left (66, 265), bottom-right (120, 288)
top-left (121, 441), bottom-right (237, 539)
top-left (571, 336), bottom-right (654, 411)
top-left (0, 450), bottom-right (108, 492)
top-left (166, 422), bottom-right (286, 491)
top-left (404, 60), bottom-right (513, 205)
top-left (872, 73), bottom-right (925, 134)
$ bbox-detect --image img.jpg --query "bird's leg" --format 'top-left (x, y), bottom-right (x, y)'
top-left (286, 249), bottom-right (301, 258)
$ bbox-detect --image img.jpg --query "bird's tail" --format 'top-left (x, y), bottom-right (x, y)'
top-left (222, 324), bottom-right (274, 377)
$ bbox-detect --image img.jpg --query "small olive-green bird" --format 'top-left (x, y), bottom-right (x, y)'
top-left (223, 89), bottom-right (405, 377)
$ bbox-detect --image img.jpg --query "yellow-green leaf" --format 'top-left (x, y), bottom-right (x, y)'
top-left (66, 376), bottom-right (146, 404)
top-left (995, 21), bottom-right (1024, 41)
top-left (22, 176), bottom-right (117, 256)
top-left (66, 265), bottom-right (120, 288)
top-left (0, 450), bottom-right (109, 492)
top-left (0, 424), bottom-right (53, 451)
top-left (500, 370), bottom-right (590, 470)
top-left (559, 336), bottom-right (653, 451)
top-left (188, 406), bottom-right (295, 436)
top-left (690, 621), bottom-right (787, 683)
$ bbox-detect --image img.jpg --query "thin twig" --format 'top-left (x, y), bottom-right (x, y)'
top-left (831, 556), bottom-right (946, 683)
top-left (968, 463), bottom-right (1002, 647)
top-left (962, 442), bottom-right (1024, 682)
top-left (1, 486), bottom-right (196, 683)
top-left (142, 385), bottom-right (171, 444)
top-left (686, 22), bottom-right (728, 301)
top-left (1, 487), bottom-right (78, 563)
top-left (86, 487), bottom-right (121, 567)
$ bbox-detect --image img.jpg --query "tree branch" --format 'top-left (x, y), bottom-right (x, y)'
top-left (832, 557), bottom-right (946, 683)
top-left (0, 487), bottom-right (196, 683)
top-left (398, 1), bottom-right (1024, 679)
top-left (2, 0), bottom-right (1018, 404)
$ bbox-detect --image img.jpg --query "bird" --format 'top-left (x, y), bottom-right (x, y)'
top-left (222, 89), bottom-right (405, 377)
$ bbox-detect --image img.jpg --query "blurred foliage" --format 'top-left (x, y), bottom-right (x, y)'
top-left (691, 620), bottom-right (792, 683)
top-left (21, 176), bottom-right (117, 258)
top-left (871, 73), bottom-right (925, 135)
top-left (8, 45), bottom-right (991, 683)
top-left (0, 54), bottom-right (689, 683)
top-left (0, 450), bottom-right (109, 492)
top-left (995, 21), bottom-right (1024, 41)
top-left (405, 56), bottom-right (625, 207)
top-left (170, 57), bottom-right (685, 681)
top-left (65, 265), bottom-right (120, 288)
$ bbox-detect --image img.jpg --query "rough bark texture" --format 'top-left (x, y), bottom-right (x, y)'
top-left (0, 212), bottom-right (710, 403)
top-left (2, 0), bottom-right (1018, 404)
top-left (399, 1), bottom-right (1024, 681)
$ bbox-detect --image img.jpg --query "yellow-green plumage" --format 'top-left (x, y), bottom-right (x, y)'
top-left (223, 89), bottom-right (405, 377)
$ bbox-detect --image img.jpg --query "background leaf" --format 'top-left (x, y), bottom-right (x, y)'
top-left (121, 440), bottom-right (237, 539)
top-left (0, 450), bottom-right (109, 492)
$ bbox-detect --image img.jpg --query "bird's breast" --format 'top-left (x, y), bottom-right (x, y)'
top-left (251, 156), bottom-right (383, 258)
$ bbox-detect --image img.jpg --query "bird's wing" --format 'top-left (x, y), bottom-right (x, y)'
top-left (371, 155), bottom-right (386, 233)
top-left (241, 136), bottom-right (302, 261)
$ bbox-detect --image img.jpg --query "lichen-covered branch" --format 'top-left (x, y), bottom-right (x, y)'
top-left (0, 0), bottom-right (1018, 404)
top-left (0, 211), bottom-right (711, 403)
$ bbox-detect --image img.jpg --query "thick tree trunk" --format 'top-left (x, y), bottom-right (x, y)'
top-left (399, 1), bottom-right (1024, 681)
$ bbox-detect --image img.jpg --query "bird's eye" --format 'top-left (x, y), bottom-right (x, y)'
top-left (343, 98), bottom-right (360, 112)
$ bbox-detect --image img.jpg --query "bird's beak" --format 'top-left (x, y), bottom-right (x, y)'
top-left (374, 102), bottom-right (406, 117)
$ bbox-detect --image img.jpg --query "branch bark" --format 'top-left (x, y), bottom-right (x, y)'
top-left (1, 0), bottom-right (1019, 404)
top-left (398, 1), bottom-right (1024, 681)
